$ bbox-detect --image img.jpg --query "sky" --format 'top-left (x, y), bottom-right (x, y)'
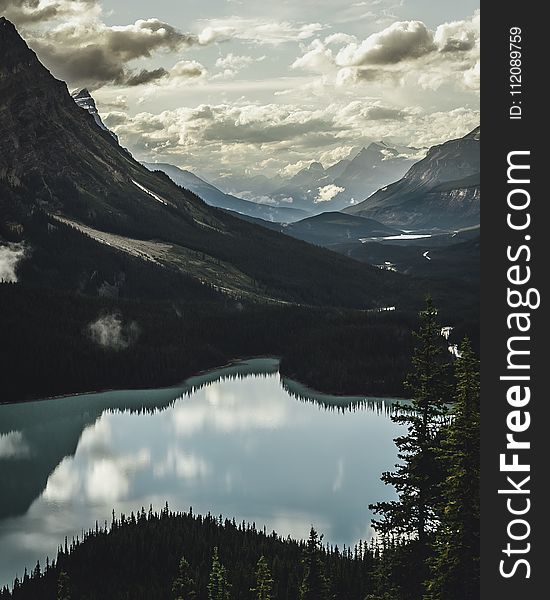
top-left (2, 0), bottom-right (480, 182)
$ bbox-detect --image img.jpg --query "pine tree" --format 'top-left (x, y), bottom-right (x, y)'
top-left (207, 547), bottom-right (231, 600)
top-left (425, 338), bottom-right (480, 600)
top-left (299, 528), bottom-right (332, 600)
top-left (57, 570), bottom-right (71, 600)
top-left (369, 298), bottom-right (450, 598)
top-left (172, 555), bottom-right (196, 600)
top-left (251, 556), bottom-right (274, 600)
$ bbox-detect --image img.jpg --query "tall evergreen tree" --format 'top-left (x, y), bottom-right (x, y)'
top-left (299, 528), bottom-right (332, 600)
top-left (425, 338), bottom-right (480, 600)
top-left (172, 555), bottom-right (196, 600)
top-left (57, 570), bottom-right (71, 600)
top-left (369, 298), bottom-right (450, 598)
top-left (207, 547), bottom-right (231, 600)
top-left (251, 556), bottom-right (274, 600)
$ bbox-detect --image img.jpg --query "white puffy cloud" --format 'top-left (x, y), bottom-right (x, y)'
top-left (214, 53), bottom-right (266, 79)
top-left (169, 60), bottom-right (208, 80)
top-left (104, 98), bottom-right (478, 179)
top-left (315, 184), bottom-right (345, 202)
top-left (335, 20), bottom-right (435, 66)
top-left (292, 39), bottom-right (336, 74)
top-left (293, 12), bottom-right (480, 92)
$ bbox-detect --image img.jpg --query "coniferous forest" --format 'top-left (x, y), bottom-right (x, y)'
top-left (2, 301), bottom-right (480, 600)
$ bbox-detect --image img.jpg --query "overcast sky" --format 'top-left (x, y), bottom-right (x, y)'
top-left (3, 0), bottom-right (480, 180)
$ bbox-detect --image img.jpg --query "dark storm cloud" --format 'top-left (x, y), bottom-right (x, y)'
top-left (363, 106), bottom-right (406, 120)
top-left (28, 18), bottom-right (201, 88)
top-left (0, 0), bottom-right (97, 25)
top-left (124, 68), bottom-right (169, 86)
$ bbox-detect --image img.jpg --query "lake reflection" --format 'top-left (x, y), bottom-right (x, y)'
top-left (0, 359), bottom-right (403, 587)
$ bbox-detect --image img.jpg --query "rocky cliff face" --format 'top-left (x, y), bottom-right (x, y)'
top-left (0, 16), bottom-right (216, 234)
top-left (71, 88), bottom-right (118, 140)
top-left (0, 17), bottom-right (405, 310)
top-left (344, 128), bottom-right (480, 229)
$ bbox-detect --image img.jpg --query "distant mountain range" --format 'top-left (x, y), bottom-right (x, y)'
top-left (345, 128), bottom-right (480, 229)
top-left (223, 142), bottom-right (419, 214)
top-left (142, 162), bottom-right (308, 223)
top-left (0, 16), bottom-right (411, 310)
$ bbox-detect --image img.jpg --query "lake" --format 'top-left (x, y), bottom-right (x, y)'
top-left (0, 358), bottom-right (405, 588)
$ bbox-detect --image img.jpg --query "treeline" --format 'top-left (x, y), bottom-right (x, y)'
top-left (0, 283), bottom-right (422, 402)
top-left (3, 300), bottom-right (479, 599)
top-left (2, 508), bottom-right (378, 600)
top-left (0, 278), bottom-right (479, 403)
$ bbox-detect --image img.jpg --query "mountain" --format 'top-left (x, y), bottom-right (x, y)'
top-left (344, 128), bottom-right (480, 229)
top-left (0, 17), bottom-right (411, 310)
top-left (282, 212), bottom-right (399, 247)
top-left (333, 142), bottom-right (415, 203)
top-left (226, 211), bottom-right (399, 248)
top-left (142, 162), bottom-right (308, 223)
top-left (212, 172), bottom-right (286, 198)
top-left (71, 88), bottom-right (117, 140)
top-left (70, 89), bottom-right (306, 223)
top-left (268, 142), bottom-right (416, 213)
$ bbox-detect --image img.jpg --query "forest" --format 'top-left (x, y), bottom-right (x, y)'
top-left (2, 302), bottom-right (480, 600)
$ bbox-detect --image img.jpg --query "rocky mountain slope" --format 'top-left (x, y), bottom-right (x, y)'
top-left (71, 88), bottom-right (117, 140)
top-left (269, 142), bottom-right (415, 212)
top-left (0, 17), bottom-right (411, 310)
top-left (344, 128), bottom-right (480, 228)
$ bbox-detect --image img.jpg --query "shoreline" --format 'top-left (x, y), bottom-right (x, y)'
top-left (1, 355), bottom-right (408, 408)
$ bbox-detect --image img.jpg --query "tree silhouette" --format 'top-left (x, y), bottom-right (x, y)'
top-left (426, 338), bottom-right (480, 600)
top-left (299, 528), bottom-right (332, 600)
top-left (370, 298), bottom-right (450, 598)
top-left (56, 571), bottom-right (71, 600)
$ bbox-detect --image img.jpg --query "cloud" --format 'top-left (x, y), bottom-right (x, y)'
top-left (197, 17), bottom-right (326, 45)
top-left (214, 53), bottom-right (266, 78)
top-left (124, 68), bottom-right (168, 87)
top-left (315, 184), bottom-right (345, 202)
top-left (0, 0), bottom-right (100, 25)
top-left (154, 447), bottom-right (210, 479)
top-left (28, 18), bottom-right (202, 88)
top-left (101, 95), bottom-right (128, 110)
top-left (169, 59), bottom-right (207, 80)
top-left (0, 243), bottom-right (27, 282)
top-left (335, 20), bottom-right (435, 66)
top-left (105, 98), bottom-right (478, 180)
top-left (292, 39), bottom-right (335, 74)
top-left (362, 105), bottom-right (407, 120)
top-left (293, 12), bottom-right (480, 92)
top-left (87, 313), bottom-right (140, 350)
top-left (43, 417), bottom-right (151, 503)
